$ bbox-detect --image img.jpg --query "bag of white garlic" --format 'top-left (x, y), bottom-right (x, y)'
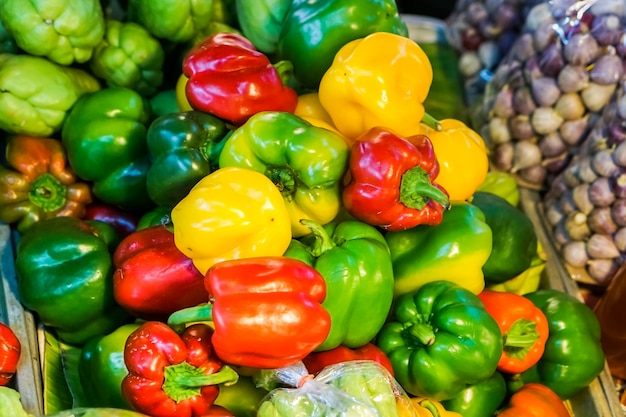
top-left (445, 0), bottom-right (543, 105)
top-left (470, 0), bottom-right (625, 188)
top-left (542, 76), bottom-right (626, 285)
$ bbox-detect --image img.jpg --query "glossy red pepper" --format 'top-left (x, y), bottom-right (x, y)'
top-left (478, 290), bottom-right (550, 374)
top-left (0, 323), bottom-right (21, 386)
top-left (342, 127), bottom-right (449, 231)
top-left (182, 32), bottom-right (297, 126)
top-left (122, 322), bottom-right (239, 417)
top-left (302, 343), bottom-right (394, 376)
top-left (113, 225), bottom-right (208, 320)
top-left (83, 202), bottom-right (139, 238)
top-left (168, 257), bottom-right (331, 369)
top-left (498, 383), bottom-right (570, 417)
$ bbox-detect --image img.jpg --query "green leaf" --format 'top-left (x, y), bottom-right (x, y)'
top-left (43, 329), bottom-right (73, 414)
top-left (59, 341), bottom-right (90, 408)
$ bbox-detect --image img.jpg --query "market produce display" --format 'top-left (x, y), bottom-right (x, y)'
top-left (0, 0), bottom-right (621, 416)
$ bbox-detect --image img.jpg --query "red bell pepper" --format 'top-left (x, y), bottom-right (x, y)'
top-left (83, 202), bottom-right (139, 238)
top-left (478, 290), bottom-right (550, 374)
top-left (167, 256), bottom-right (331, 369)
top-left (113, 225), bottom-right (208, 320)
top-left (122, 321), bottom-right (239, 417)
top-left (498, 383), bottom-right (571, 417)
top-left (342, 127), bottom-right (449, 231)
top-left (0, 323), bottom-right (21, 386)
top-left (183, 32), bottom-right (298, 126)
top-left (302, 343), bottom-right (394, 376)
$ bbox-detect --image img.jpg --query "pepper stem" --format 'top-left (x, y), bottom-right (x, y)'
top-left (299, 219), bottom-right (336, 256)
top-left (163, 363), bottom-right (239, 402)
top-left (29, 173), bottom-right (67, 212)
top-left (420, 400), bottom-right (442, 417)
top-left (167, 304), bottom-right (214, 332)
top-left (503, 318), bottom-right (539, 360)
top-left (421, 112), bottom-right (442, 131)
top-left (406, 323), bottom-right (436, 346)
top-left (399, 166), bottom-right (450, 210)
top-left (267, 166), bottom-right (297, 199)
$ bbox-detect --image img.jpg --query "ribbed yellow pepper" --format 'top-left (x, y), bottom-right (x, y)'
top-left (171, 167), bottom-right (292, 274)
top-left (318, 32), bottom-right (433, 141)
top-left (415, 119), bottom-right (489, 202)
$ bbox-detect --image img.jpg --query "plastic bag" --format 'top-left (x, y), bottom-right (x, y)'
top-left (255, 360), bottom-right (418, 417)
top-left (542, 77), bottom-right (626, 285)
top-left (471, 0), bottom-right (626, 188)
top-left (445, 0), bottom-right (543, 104)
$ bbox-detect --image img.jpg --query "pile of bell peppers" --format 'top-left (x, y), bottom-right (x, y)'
top-left (0, 1), bottom-right (610, 417)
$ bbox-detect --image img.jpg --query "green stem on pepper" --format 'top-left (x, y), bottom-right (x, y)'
top-left (400, 166), bottom-right (450, 210)
top-left (163, 363), bottom-right (239, 402)
top-left (299, 218), bottom-right (336, 257)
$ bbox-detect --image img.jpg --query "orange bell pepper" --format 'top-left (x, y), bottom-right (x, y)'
top-left (498, 383), bottom-right (571, 417)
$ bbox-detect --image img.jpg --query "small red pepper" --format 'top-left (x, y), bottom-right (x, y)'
top-left (83, 202), bottom-right (139, 237)
top-left (478, 290), bottom-right (550, 374)
top-left (302, 343), bottom-right (394, 376)
top-left (122, 322), bottom-right (239, 417)
top-left (168, 256), bottom-right (331, 369)
top-left (498, 383), bottom-right (571, 417)
top-left (342, 127), bottom-right (449, 231)
top-left (113, 225), bottom-right (208, 320)
top-left (0, 323), bottom-right (21, 386)
top-left (183, 32), bottom-right (298, 126)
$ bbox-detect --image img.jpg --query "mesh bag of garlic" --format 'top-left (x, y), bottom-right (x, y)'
top-left (470, 0), bottom-right (625, 188)
top-left (445, 0), bottom-right (543, 105)
top-left (542, 77), bottom-right (626, 285)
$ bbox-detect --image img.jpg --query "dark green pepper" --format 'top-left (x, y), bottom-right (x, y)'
top-left (61, 87), bottom-right (153, 213)
top-left (146, 110), bottom-right (231, 208)
top-left (15, 217), bottom-right (131, 345)
top-left (79, 322), bottom-right (141, 409)
top-left (284, 219), bottom-right (394, 351)
top-left (513, 289), bottom-right (605, 400)
top-left (277, 0), bottom-right (409, 89)
top-left (376, 280), bottom-right (503, 401)
top-left (470, 191), bottom-right (537, 284)
top-left (441, 371), bottom-right (508, 417)
top-left (136, 206), bottom-right (171, 230)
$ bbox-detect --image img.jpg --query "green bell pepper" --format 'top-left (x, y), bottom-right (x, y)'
top-left (277, 0), bottom-right (408, 90)
top-left (61, 87), bottom-right (153, 213)
top-left (0, 54), bottom-right (100, 136)
top-left (79, 323), bottom-right (142, 409)
top-left (513, 289), bottom-right (605, 400)
top-left (475, 171), bottom-right (520, 207)
top-left (284, 219), bottom-right (394, 351)
top-left (126, 0), bottom-right (214, 43)
top-left (0, 0), bottom-right (105, 65)
top-left (385, 202), bottom-right (492, 297)
top-left (376, 280), bottom-right (503, 401)
top-left (470, 191), bottom-right (538, 284)
top-left (15, 217), bottom-right (131, 345)
top-left (136, 206), bottom-right (171, 230)
top-left (214, 374), bottom-right (268, 417)
top-left (235, 0), bottom-right (290, 54)
top-left (218, 111), bottom-right (349, 237)
top-left (146, 110), bottom-right (231, 208)
top-left (0, 19), bottom-right (18, 54)
top-left (89, 19), bottom-right (165, 97)
top-left (441, 371), bottom-right (508, 417)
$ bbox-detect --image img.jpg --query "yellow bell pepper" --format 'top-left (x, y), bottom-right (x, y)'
top-left (294, 92), bottom-right (346, 141)
top-left (171, 167), bottom-right (292, 274)
top-left (318, 32), bottom-right (433, 141)
top-left (415, 119), bottom-right (489, 202)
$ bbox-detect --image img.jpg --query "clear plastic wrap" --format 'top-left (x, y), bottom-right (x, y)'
top-left (471, 0), bottom-right (626, 188)
top-left (542, 77), bottom-right (626, 285)
top-left (255, 360), bottom-right (418, 417)
top-left (445, 0), bottom-right (543, 104)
